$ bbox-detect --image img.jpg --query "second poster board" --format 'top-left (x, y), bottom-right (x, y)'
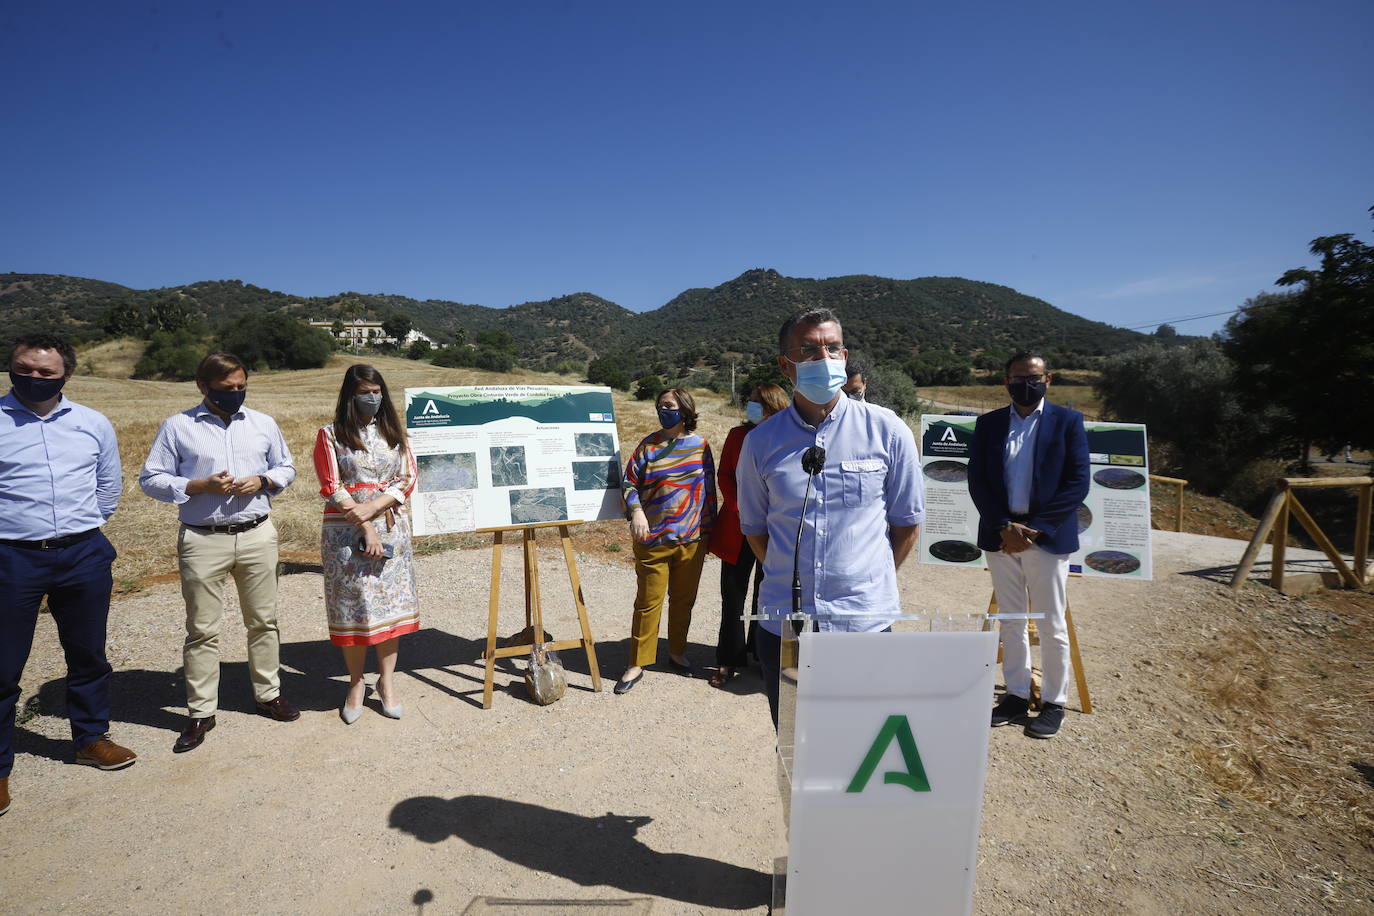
top-left (918, 413), bottom-right (1153, 579)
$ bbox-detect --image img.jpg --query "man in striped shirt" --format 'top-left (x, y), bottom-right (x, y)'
top-left (139, 352), bottom-right (298, 753)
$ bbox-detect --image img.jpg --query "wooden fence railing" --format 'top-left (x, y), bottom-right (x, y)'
top-left (1230, 477), bottom-right (1373, 591)
top-left (1149, 474), bottom-right (1188, 533)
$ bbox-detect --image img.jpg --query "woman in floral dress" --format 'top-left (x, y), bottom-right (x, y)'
top-left (312, 365), bottom-right (419, 723)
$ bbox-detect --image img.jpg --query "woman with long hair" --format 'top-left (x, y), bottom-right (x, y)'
top-left (707, 383), bottom-right (789, 687)
top-left (312, 364), bottom-right (419, 722)
top-left (615, 388), bottom-right (716, 694)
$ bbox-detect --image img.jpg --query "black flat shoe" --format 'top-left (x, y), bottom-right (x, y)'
top-left (614, 670), bottom-right (644, 695)
top-left (666, 657), bottom-right (698, 678)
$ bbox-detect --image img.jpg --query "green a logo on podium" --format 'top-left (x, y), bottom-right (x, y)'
top-left (846, 714), bottom-right (932, 793)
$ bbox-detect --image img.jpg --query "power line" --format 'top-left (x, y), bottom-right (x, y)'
top-left (1120, 296), bottom-right (1283, 332)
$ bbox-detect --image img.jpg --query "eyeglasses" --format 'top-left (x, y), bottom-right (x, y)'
top-left (784, 343), bottom-right (845, 361)
top-left (1008, 374), bottom-right (1046, 384)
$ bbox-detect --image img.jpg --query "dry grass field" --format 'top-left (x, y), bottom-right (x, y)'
top-left (63, 353), bottom-right (747, 588)
top-left (78, 336), bottom-right (148, 379)
top-left (921, 382), bottom-right (1103, 418)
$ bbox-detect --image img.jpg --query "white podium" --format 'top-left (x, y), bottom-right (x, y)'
top-left (760, 612), bottom-right (999, 916)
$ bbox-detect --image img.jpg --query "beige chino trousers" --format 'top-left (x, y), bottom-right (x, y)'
top-left (178, 520), bottom-right (282, 717)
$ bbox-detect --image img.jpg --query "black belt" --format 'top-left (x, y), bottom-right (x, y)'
top-left (0, 528), bottom-right (100, 550)
top-left (185, 516), bottom-right (269, 535)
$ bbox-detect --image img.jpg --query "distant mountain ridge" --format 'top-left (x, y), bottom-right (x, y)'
top-left (0, 268), bottom-right (1153, 371)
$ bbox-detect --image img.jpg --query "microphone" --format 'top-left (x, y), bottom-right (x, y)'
top-left (791, 446), bottom-right (828, 631)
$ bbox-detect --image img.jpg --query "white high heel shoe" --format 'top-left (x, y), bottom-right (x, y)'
top-left (341, 683), bottom-right (367, 724)
top-left (377, 680), bottom-right (402, 719)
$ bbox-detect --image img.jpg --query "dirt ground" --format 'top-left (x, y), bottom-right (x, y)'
top-left (2, 527), bottom-right (1371, 915)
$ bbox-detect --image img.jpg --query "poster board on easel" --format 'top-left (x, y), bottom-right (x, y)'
top-left (404, 385), bottom-right (620, 706)
top-left (917, 414), bottom-right (1154, 579)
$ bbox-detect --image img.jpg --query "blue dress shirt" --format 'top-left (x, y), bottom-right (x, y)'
top-left (1003, 400), bottom-right (1044, 516)
top-left (139, 402), bottom-right (296, 525)
top-left (0, 391), bottom-right (122, 540)
top-left (736, 395), bottom-right (924, 635)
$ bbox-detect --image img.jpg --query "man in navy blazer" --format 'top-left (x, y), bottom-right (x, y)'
top-left (967, 351), bottom-right (1089, 739)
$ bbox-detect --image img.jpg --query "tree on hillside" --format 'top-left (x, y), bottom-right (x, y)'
top-left (473, 329), bottom-right (517, 354)
top-left (587, 355), bottom-right (633, 390)
top-left (1222, 212), bottom-right (1374, 464)
top-left (218, 312), bottom-right (334, 371)
top-left (734, 362), bottom-right (790, 403)
top-left (1095, 339), bottom-right (1273, 492)
top-left (382, 313), bottom-right (412, 344)
top-left (634, 375), bottom-right (665, 401)
top-left (904, 351), bottom-right (974, 387)
top-left (134, 327), bottom-right (207, 381)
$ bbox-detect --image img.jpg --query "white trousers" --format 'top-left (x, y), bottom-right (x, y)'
top-left (986, 546), bottom-right (1071, 706)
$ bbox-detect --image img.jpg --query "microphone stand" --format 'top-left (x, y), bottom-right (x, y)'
top-left (790, 446), bottom-right (826, 637)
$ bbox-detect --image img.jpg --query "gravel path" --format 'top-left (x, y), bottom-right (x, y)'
top-left (3, 531), bottom-right (1368, 914)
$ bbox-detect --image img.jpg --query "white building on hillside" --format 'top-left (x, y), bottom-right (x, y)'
top-left (308, 320), bottom-right (434, 348)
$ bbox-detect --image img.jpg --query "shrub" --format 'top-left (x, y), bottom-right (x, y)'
top-left (133, 328), bottom-right (206, 380)
top-left (217, 312), bottom-right (333, 371)
top-left (431, 346), bottom-right (515, 372)
top-left (405, 339), bottom-right (432, 360)
top-left (634, 375), bottom-right (665, 401)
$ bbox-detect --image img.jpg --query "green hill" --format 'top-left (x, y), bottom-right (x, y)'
top-left (1, 268), bottom-right (1155, 376)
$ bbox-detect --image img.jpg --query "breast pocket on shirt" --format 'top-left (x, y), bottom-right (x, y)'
top-left (840, 459), bottom-right (886, 507)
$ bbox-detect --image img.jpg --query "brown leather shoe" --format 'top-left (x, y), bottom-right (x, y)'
top-left (75, 736), bottom-right (137, 770)
top-left (255, 696), bottom-right (300, 722)
top-left (173, 716), bottom-right (216, 753)
top-left (1, 776), bottom-right (9, 815)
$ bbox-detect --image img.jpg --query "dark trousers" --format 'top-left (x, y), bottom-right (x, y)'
top-left (716, 542), bottom-right (762, 667)
top-left (757, 625), bottom-right (783, 730)
top-left (0, 532), bottom-right (116, 777)
top-left (757, 623), bottom-right (892, 733)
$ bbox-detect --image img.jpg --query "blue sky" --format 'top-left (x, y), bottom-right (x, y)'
top-left (2, 0), bottom-right (1369, 336)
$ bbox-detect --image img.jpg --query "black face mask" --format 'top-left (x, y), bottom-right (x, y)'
top-left (1007, 379), bottom-right (1047, 408)
top-left (206, 387), bottom-right (247, 414)
top-left (9, 371), bottom-right (67, 403)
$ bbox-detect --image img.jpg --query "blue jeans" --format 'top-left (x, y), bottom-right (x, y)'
top-left (0, 532), bottom-right (116, 776)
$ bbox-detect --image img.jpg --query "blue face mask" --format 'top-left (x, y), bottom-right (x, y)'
top-left (745, 401), bottom-right (765, 424)
top-left (206, 387), bottom-right (247, 415)
top-left (790, 357), bottom-right (849, 405)
top-left (657, 407), bottom-right (683, 430)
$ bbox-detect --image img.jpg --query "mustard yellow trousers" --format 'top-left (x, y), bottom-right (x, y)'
top-left (629, 539), bottom-right (707, 667)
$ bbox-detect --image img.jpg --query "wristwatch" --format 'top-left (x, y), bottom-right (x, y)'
top-left (998, 520), bottom-right (1014, 531)
top-left (258, 475), bottom-right (271, 492)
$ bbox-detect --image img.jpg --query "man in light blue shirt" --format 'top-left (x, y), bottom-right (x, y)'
top-left (736, 309), bottom-right (924, 728)
top-left (1, 333), bottom-right (138, 817)
top-left (140, 352), bottom-right (298, 753)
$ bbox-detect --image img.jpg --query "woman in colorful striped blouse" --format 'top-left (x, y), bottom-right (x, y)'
top-left (615, 388), bottom-right (716, 694)
top-left (312, 365), bottom-right (420, 723)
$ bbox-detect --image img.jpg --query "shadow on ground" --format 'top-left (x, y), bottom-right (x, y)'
top-left (389, 795), bottom-right (770, 911)
top-left (1180, 557), bottom-right (1340, 585)
top-left (15, 630), bottom-right (763, 760)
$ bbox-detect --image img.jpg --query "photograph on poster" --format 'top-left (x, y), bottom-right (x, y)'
top-left (405, 385), bottom-right (624, 534)
top-left (572, 458), bottom-right (621, 491)
top-left (490, 445), bottom-right (529, 487)
top-left (916, 415), bottom-right (1153, 579)
top-left (574, 432), bottom-right (616, 457)
top-left (509, 487), bottom-right (570, 525)
top-left (417, 452), bottom-right (479, 491)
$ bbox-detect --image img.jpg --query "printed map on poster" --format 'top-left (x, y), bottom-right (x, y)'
top-left (404, 385), bottom-right (623, 534)
top-left (917, 414), bottom-right (1153, 580)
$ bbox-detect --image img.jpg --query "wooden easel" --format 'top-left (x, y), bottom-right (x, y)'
top-left (982, 581), bottom-right (1093, 714)
top-left (479, 520), bottom-right (603, 709)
